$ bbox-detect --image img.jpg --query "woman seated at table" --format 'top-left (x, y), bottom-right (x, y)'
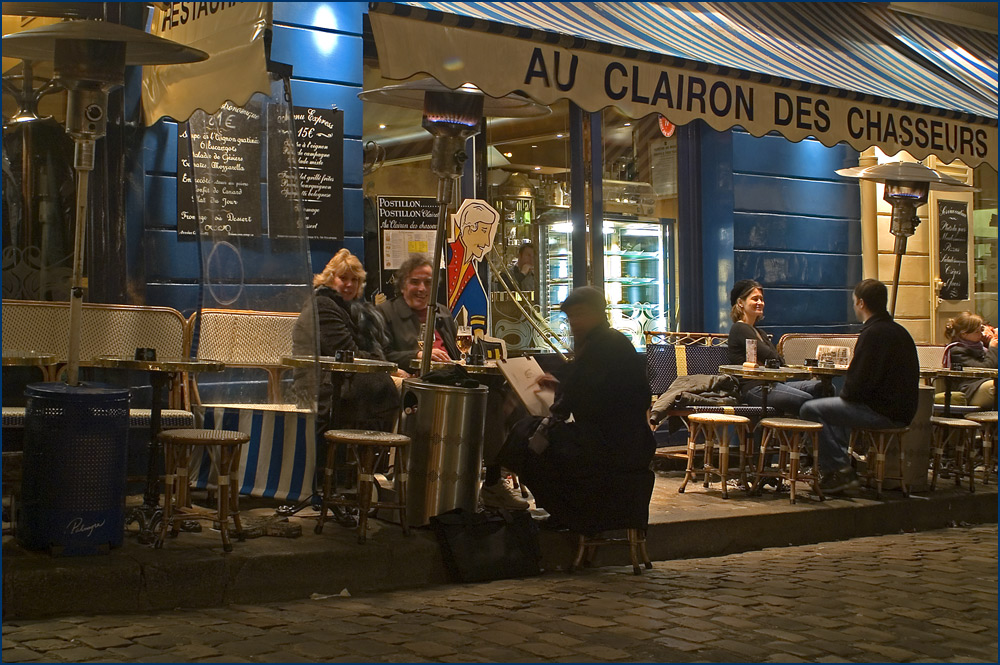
top-left (942, 312), bottom-right (998, 408)
top-left (292, 248), bottom-right (400, 432)
top-left (377, 254), bottom-right (460, 373)
top-left (727, 279), bottom-right (826, 415)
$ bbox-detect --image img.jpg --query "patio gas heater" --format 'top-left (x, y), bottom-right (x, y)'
top-left (358, 79), bottom-right (548, 377)
top-left (836, 161), bottom-right (976, 317)
top-left (3, 20), bottom-right (206, 555)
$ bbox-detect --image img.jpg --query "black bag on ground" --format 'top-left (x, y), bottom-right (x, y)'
top-left (429, 507), bottom-right (541, 583)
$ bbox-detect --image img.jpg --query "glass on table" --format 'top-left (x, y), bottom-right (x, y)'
top-left (456, 326), bottom-right (473, 362)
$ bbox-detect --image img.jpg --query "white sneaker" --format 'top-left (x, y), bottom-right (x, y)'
top-left (481, 481), bottom-right (530, 510)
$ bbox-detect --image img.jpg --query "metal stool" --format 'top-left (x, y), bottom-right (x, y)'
top-left (848, 426), bottom-right (910, 499)
top-left (569, 529), bottom-right (652, 576)
top-left (318, 430), bottom-right (411, 543)
top-left (930, 417), bottom-right (981, 492)
top-left (157, 428), bottom-right (249, 552)
top-left (965, 411), bottom-right (998, 485)
top-left (757, 418), bottom-right (826, 504)
top-left (678, 413), bottom-right (751, 498)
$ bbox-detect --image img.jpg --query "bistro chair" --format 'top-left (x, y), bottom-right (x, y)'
top-left (757, 418), bottom-right (826, 503)
top-left (965, 411), bottom-right (998, 485)
top-left (678, 413), bottom-right (752, 499)
top-left (569, 529), bottom-right (652, 576)
top-left (848, 426), bottom-right (910, 500)
top-left (157, 428), bottom-right (249, 552)
top-left (930, 417), bottom-right (982, 492)
top-left (318, 429), bottom-right (411, 544)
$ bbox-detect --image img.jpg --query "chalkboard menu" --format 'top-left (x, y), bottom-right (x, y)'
top-left (268, 106), bottom-right (344, 239)
top-left (938, 199), bottom-right (969, 301)
top-left (177, 100), bottom-right (263, 237)
top-left (377, 196), bottom-right (440, 293)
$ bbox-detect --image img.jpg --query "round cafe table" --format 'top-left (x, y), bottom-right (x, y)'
top-left (277, 356), bottom-right (397, 519)
top-left (3, 350), bottom-right (58, 381)
top-left (430, 359), bottom-right (503, 376)
top-left (718, 364), bottom-right (811, 416)
top-left (787, 363), bottom-right (849, 396)
top-left (933, 367), bottom-right (998, 417)
top-left (88, 356), bottom-right (225, 543)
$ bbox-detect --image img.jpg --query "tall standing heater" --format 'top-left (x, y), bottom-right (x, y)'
top-left (3, 19), bottom-right (207, 384)
top-left (836, 161), bottom-right (976, 317)
top-left (358, 80), bottom-right (548, 377)
top-left (3, 20), bottom-right (206, 554)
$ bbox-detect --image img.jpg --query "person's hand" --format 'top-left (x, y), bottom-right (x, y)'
top-left (415, 348), bottom-right (452, 362)
top-left (394, 368), bottom-right (410, 379)
top-left (534, 372), bottom-right (559, 392)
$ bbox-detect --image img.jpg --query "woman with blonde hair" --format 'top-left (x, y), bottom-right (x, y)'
top-left (292, 248), bottom-right (398, 431)
top-left (943, 312), bottom-right (998, 408)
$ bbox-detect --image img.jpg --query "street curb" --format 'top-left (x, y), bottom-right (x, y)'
top-left (3, 488), bottom-right (996, 620)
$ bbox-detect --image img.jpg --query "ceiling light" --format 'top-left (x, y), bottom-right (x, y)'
top-left (504, 152), bottom-right (513, 158)
top-left (533, 166), bottom-right (541, 170)
top-left (378, 123), bottom-right (386, 129)
top-left (623, 122), bottom-right (631, 127)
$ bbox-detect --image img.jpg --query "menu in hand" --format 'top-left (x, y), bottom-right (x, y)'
top-left (498, 356), bottom-right (555, 417)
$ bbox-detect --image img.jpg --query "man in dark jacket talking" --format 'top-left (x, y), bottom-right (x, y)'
top-left (800, 279), bottom-right (919, 493)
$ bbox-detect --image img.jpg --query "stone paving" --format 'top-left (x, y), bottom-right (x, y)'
top-left (2, 524), bottom-right (996, 663)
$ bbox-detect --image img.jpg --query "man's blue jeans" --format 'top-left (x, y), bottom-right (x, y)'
top-left (799, 397), bottom-right (902, 473)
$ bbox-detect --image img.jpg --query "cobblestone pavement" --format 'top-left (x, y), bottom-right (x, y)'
top-left (3, 524), bottom-right (996, 663)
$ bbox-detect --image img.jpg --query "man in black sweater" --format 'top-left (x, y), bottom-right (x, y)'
top-left (799, 279), bottom-right (919, 493)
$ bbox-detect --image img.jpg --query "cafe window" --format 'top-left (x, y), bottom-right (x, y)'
top-left (972, 164), bottom-right (999, 326)
top-left (599, 109), bottom-right (679, 347)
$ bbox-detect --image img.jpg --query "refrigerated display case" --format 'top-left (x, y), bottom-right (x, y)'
top-left (538, 209), bottom-right (673, 350)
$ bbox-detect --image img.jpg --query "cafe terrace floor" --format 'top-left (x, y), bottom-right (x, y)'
top-left (3, 468), bottom-right (996, 621)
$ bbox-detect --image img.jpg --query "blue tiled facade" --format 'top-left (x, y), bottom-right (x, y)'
top-left (132, 2), bottom-right (367, 317)
top-left (130, 3), bottom-right (864, 337)
top-left (701, 129), bottom-right (863, 338)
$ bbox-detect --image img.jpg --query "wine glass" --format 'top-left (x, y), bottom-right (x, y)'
top-left (456, 326), bottom-right (473, 363)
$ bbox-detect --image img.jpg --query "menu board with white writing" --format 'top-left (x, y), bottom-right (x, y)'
top-left (177, 100), bottom-right (262, 237)
top-left (268, 106), bottom-right (344, 239)
top-left (938, 199), bottom-right (969, 301)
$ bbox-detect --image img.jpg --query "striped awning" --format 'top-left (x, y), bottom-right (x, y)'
top-left (369, 2), bottom-right (998, 169)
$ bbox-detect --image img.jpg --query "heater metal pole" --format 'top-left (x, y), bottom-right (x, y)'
top-left (889, 236), bottom-right (907, 318)
top-left (419, 175), bottom-right (457, 377)
top-left (66, 139), bottom-right (95, 386)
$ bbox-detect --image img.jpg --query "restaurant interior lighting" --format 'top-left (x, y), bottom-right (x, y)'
top-left (358, 78), bottom-right (549, 375)
top-left (835, 161), bottom-right (977, 316)
top-left (3, 19), bottom-right (207, 385)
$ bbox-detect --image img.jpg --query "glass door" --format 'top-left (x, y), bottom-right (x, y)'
top-left (604, 217), bottom-right (672, 348)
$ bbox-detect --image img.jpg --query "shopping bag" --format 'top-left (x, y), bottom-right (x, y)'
top-left (429, 507), bottom-right (542, 583)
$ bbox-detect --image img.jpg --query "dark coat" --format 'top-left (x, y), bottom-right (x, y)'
top-left (500, 323), bottom-right (656, 535)
top-left (841, 311), bottom-right (919, 425)
top-left (376, 296), bottom-right (460, 372)
top-left (292, 287), bottom-right (398, 430)
top-left (946, 343), bottom-right (999, 401)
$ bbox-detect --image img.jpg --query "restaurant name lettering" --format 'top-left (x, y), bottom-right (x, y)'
top-left (521, 47), bottom-right (993, 162)
top-left (158, 2), bottom-right (240, 31)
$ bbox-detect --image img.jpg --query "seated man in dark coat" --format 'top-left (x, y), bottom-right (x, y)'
top-left (499, 286), bottom-right (656, 536)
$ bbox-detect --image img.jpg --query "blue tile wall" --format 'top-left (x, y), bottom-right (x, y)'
top-left (133, 4), bottom-right (368, 317)
top-left (701, 128), bottom-right (861, 335)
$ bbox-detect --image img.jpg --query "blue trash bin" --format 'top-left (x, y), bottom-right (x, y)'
top-left (17, 382), bottom-right (130, 556)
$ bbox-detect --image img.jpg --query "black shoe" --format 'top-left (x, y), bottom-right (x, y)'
top-left (820, 467), bottom-right (860, 494)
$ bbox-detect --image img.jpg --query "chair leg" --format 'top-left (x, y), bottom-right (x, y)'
top-left (787, 433), bottom-right (799, 505)
top-left (702, 430), bottom-right (715, 489)
top-left (315, 441), bottom-right (337, 535)
top-left (570, 535), bottom-right (587, 573)
top-left (896, 435), bottom-right (909, 498)
top-left (157, 443), bottom-right (176, 548)
top-left (395, 444), bottom-right (409, 537)
top-left (982, 434), bottom-right (994, 485)
top-left (930, 429), bottom-right (944, 491)
top-left (678, 424), bottom-right (699, 494)
top-left (627, 528), bottom-right (642, 575)
top-left (356, 446), bottom-right (376, 544)
top-left (718, 431), bottom-right (730, 499)
top-left (810, 431), bottom-right (825, 501)
top-left (638, 530), bottom-right (653, 569)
